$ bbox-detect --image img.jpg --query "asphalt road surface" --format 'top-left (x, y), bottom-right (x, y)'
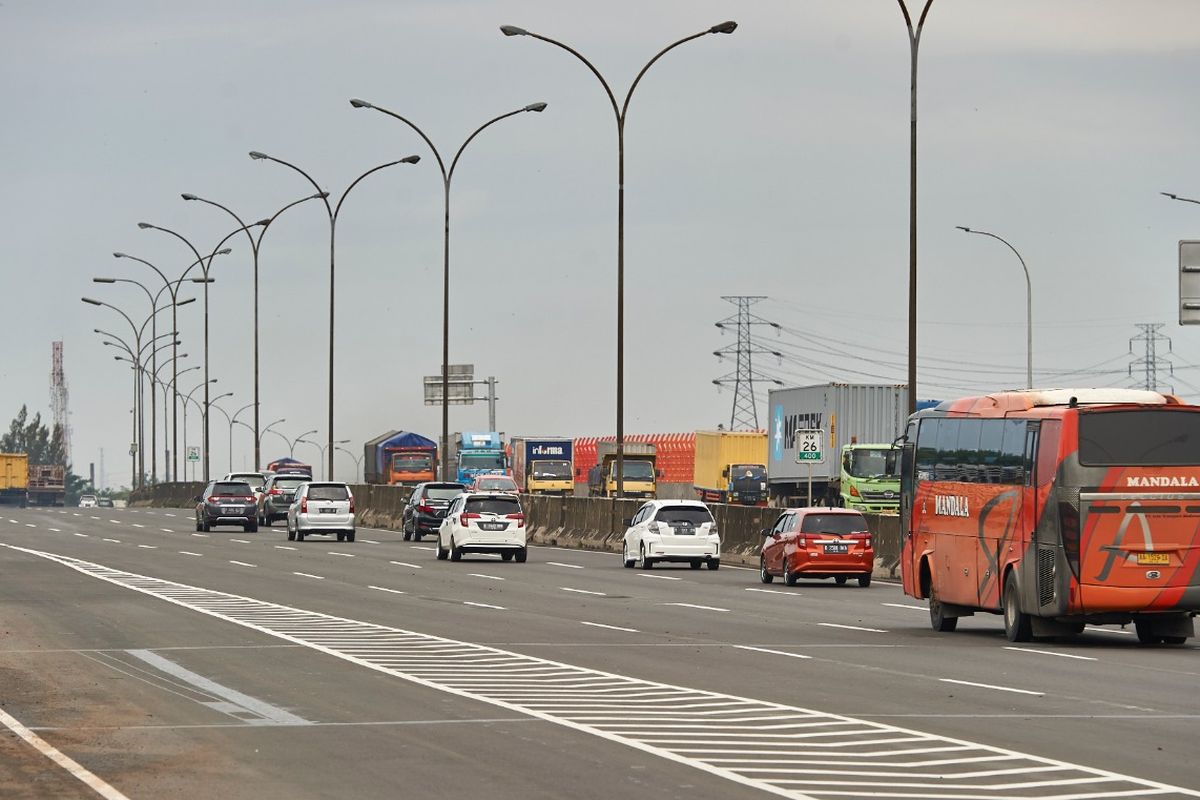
top-left (1, 505), bottom-right (1198, 799)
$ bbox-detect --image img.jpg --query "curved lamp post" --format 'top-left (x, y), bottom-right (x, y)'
top-left (334, 445), bottom-right (364, 483)
top-left (897, 0), bottom-right (936, 415)
top-left (349, 98), bottom-right (546, 480)
top-left (955, 226), bottom-right (1032, 389)
top-left (181, 380), bottom-right (220, 481)
top-left (247, 150), bottom-right (420, 483)
top-left (181, 191), bottom-right (329, 471)
top-left (500, 20), bottom-right (736, 496)
top-left (264, 424), bottom-right (308, 460)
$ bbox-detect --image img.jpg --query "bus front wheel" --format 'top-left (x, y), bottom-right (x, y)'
top-left (1003, 573), bottom-right (1032, 642)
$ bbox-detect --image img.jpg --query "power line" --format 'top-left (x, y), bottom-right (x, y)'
top-left (712, 296), bottom-right (783, 430)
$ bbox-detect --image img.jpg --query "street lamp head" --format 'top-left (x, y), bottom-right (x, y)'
top-left (137, 222), bottom-right (154, 230)
top-left (349, 98), bottom-right (374, 109)
top-left (255, 218), bottom-right (272, 227)
top-left (312, 191), bottom-right (330, 200)
top-left (1162, 192), bottom-right (1180, 200)
top-left (216, 247), bottom-right (233, 255)
top-left (955, 226), bottom-right (972, 233)
top-left (524, 102), bottom-right (548, 113)
top-left (112, 252), bottom-right (127, 259)
top-left (400, 155), bottom-right (421, 164)
top-left (192, 277), bottom-right (215, 283)
top-left (500, 24), bottom-right (528, 36)
top-left (81, 297), bottom-right (102, 306)
top-left (709, 20), bottom-right (738, 34)
top-left (176, 297), bottom-right (197, 307)
top-left (248, 151), bottom-right (269, 160)
top-left (93, 277), bottom-right (117, 283)
top-left (181, 193), bottom-right (199, 201)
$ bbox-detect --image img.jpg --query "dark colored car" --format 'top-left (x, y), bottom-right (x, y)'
top-left (403, 482), bottom-right (466, 541)
top-left (97, 496), bottom-right (114, 508)
top-left (258, 474), bottom-right (309, 527)
top-left (195, 480), bottom-right (258, 532)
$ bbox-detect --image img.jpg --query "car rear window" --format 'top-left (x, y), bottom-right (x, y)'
top-left (476, 477), bottom-right (516, 490)
top-left (654, 506), bottom-right (713, 525)
top-left (230, 474), bottom-right (266, 489)
top-left (798, 513), bottom-right (868, 536)
top-left (213, 482), bottom-right (252, 495)
top-left (425, 485), bottom-right (465, 500)
top-left (274, 478), bottom-right (307, 490)
top-left (466, 497), bottom-right (521, 515)
top-left (308, 485), bottom-right (349, 501)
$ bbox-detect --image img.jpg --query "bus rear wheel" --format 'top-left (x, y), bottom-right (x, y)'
top-left (1003, 573), bottom-right (1032, 642)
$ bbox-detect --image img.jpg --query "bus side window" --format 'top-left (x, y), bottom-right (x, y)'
top-left (978, 419), bottom-right (1005, 484)
top-left (915, 418), bottom-right (938, 482)
top-left (1024, 423), bottom-right (1040, 488)
top-left (935, 418), bottom-right (961, 481)
top-left (956, 419), bottom-right (983, 483)
top-left (1000, 420), bottom-right (1026, 484)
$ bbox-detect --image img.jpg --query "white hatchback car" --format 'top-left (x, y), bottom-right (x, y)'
top-left (78, 494), bottom-right (98, 508)
top-left (623, 499), bottom-right (720, 570)
top-left (223, 472), bottom-right (268, 504)
top-left (436, 492), bottom-right (527, 562)
top-left (287, 482), bottom-right (355, 542)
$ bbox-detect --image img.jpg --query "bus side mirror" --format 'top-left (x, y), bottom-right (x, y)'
top-left (721, 467), bottom-right (729, 478)
top-left (760, 528), bottom-right (770, 537)
top-left (623, 518), bottom-right (633, 527)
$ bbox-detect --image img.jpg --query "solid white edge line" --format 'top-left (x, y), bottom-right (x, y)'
top-left (940, 678), bottom-right (1044, 696)
top-left (580, 621), bottom-right (638, 633)
top-left (818, 622), bottom-right (888, 633)
top-left (0, 706), bottom-right (131, 800)
top-left (368, 585), bottom-right (406, 595)
top-left (734, 645), bottom-right (813, 660)
top-left (1004, 646), bottom-right (1098, 662)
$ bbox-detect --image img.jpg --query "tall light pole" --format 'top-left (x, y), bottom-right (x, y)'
top-left (500, 21), bottom-right (736, 496)
top-left (897, 0), bottom-right (936, 416)
top-left (248, 150), bottom-right (420, 483)
top-left (181, 191), bottom-right (328, 471)
top-left (956, 226), bottom-right (1032, 389)
top-left (349, 99), bottom-right (547, 481)
top-left (112, 251), bottom-right (220, 481)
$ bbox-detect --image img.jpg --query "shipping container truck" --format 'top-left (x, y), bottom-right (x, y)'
top-left (511, 437), bottom-right (573, 495)
top-left (692, 430), bottom-right (769, 505)
top-left (27, 464), bottom-right (65, 506)
top-left (767, 384), bottom-right (912, 507)
top-left (363, 431), bottom-right (438, 486)
top-left (0, 453), bottom-right (29, 507)
top-left (452, 432), bottom-right (506, 483)
top-left (588, 441), bottom-right (658, 498)
top-left (839, 442), bottom-right (900, 513)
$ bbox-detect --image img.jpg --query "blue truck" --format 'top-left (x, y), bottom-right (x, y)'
top-left (454, 432), bottom-right (507, 484)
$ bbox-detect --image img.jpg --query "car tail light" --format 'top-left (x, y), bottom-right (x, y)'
top-left (269, 488), bottom-right (282, 495)
top-left (648, 521), bottom-right (661, 533)
top-left (796, 535), bottom-right (807, 548)
top-left (301, 497), bottom-right (308, 513)
top-left (1059, 501), bottom-right (1080, 578)
top-left (461, 512), bottom-right (480, 524)
top-left (506, 513), bottom-right (525, 528)
top-left (417, 503), bottom-right (434, 513)
top-left (207, 496), bottom-right (220, 505)
top-left (349, 496), bottom-right (355, 513)
top-left (243, 496), bottom-right (256, 503)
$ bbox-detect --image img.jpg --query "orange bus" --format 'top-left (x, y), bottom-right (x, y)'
top-left (899, 388), bottom-right (1200, 644)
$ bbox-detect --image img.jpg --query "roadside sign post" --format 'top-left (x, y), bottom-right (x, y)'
top-left (1181, 241), bottom-right (1200, 325)
top-left (794, 428), bottom-right (824, 506)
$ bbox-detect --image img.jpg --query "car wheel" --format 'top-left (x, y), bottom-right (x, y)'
top-left (287, 526), bottom-right (295, 542)
top-left (783, 560), bottom-right (798, 587)
top-left (403, 518), bottom-right (413, 541)
top-left (296, 528), bottom-right (305, 542)
top-left (263, 516), bottom-right (272, 528)
top-left (1003, 572), bottom-right (1032, 642)
top-left (449, 537), bottom-right (462, 562)
top-left (637, 543), bottom-right (653, 570)
top-left (707, 559), bottom-right (720, 571)
top-left (346, 530), bottom-right (355, 543)
top-left (337, 532), bottom-right (345, 542)
top-left (759, 555), bottom-right (774, 584)
top-left (436, 536), bottom-right (449, 560)
top-left (501, 551), bottom-right (514, 562)
top-left (690, 560), bottom-right (702, 570)
top-left (246, 521), bottom-right (258, 533)
top-left (201, 520), bottom-right (210, 532)
top-left (514, 547), bottom-right (527, 563)
top-left (623, 542), bottom-right (635, 569)
top-left (929, 586), bottom-right (958, 632)
top-left (414, 530), bottom-right (423, 542)
top-left (858, 574), bottom-right (872, 588)
top-left (834, 575), bottom-right (848, 586)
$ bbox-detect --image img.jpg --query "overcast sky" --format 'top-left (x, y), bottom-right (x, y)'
top-left (3, 1), bottom-right (1200, 488)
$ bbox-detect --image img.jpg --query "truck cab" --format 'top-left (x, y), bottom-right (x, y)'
top-left (593, 441), bottom-right (658, 498)
top-left (720, 463), bottom-right (768, 505)
top-left (456, 432), bottom-right (507, 484)
top-left (512, 437), bottom-right (574, 495)
top-left (839, 443), bottom-right (900, 513)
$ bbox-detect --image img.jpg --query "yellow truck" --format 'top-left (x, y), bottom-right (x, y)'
top-left (589, 441), bottom-right (658, 498)
top-left (0, 453), bottom-right (29, 507)
top-left (693, 431), bottom-right (769, 506)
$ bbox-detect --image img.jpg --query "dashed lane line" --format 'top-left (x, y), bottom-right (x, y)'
top-left (229, 561), bottom-right (257, 568)
top-left (469, 574), bottom-right (505, 581)
top-left (293, 572), bottom-right (324, 580)
top-left (131, 524), bottom-right (145, 529)
top-left (48, 528), bottom-right (60, 532)
top-left (580, 621), bottom-right (638, 633)
top-left (362, 539), bottom-right (380, 544)
top-left (25, 523), bottom-right (36, 528)
top-left (73, 533), bottom-right (88, 538)
top-left (230, 539), bottom-right (250, 544)
top-left (390, 561), bottom-right (423, 569)
top-left (368, 586), bottom-right (406, 596)
top-left (939, 678), bottom-right (1045, 697)
top-left (1003, 647), bottom-right (1098, 662)
top-left (882, 602), bottom-right (927, 611)
top-left (138, 545), bottom-right (157, 550)
top-left (102, 538), bottom-right (121, 544)
top-left (561, 587), bottom-right (606, 597)
top-left (11, 546), bottom-right (1192, 800)
top-left (179, 552), bottom-right (203, 557)
top-left (160, 529), bottom-right (173, 533)
top-left (0, 706), bottom-right (130, 800)
top-left (818, 622), bottom-right (888, 633)
top-left (745, 588), bottom-right (799, 597)
top-left (191, 533), bottom-right (208, 538)
top-left (663, 602), bottom-right (729, 613)
top-left (636, 573), bottom-right (681, 581)
top-left (410, 546), bottom-right (436, 552)
top-left (328, 552), bottom-right (355, 558)
top-left (733, 645), bottom-right (813, 660)
top-left (109, 520), bottom-right (121, 524)
top-left (463, 601), bottom-right (506, 610)
top-left (275, 546), bottom-right (297, 551)
top-left (546, 561), bottom-right (584, 569)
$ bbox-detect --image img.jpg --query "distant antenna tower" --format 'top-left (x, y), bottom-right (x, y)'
top-left (712, 296), bottom-right (783, 430)
top-left (50, 341), bottom-right (71, 465)
top-left (1128, 323), bottom-right (1173, 392)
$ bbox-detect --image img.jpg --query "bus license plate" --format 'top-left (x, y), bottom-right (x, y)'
top-left (824, 543), bottom-right (849, 554)
top-left (1136, 552), bottom-right (1170, 565)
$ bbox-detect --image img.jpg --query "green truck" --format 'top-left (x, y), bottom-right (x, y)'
top-left (839, 443), bottom-right (899, 513)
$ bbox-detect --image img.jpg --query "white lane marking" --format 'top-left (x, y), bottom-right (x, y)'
top-left (663, 602), bottom-right (729, 613)
top-left (49, 528), bottom-right (61, 533)
top-left (25, 523), bottom-right (36, 528)
top-left (561, 587), bottom-right (606, 597)
top-left (882, 602), bottom-right (927, 611)
top-left (126, 649), bottom-right (309, 725)
top-left (179, 552), bottom-right (203, 557)
top-left (6, 519), bottom-right (16, 524)
top-left (327, 552), bottom-right (355, 558)
top-left (390, 561), bottom-right (423, 569)
top-left (469, 573), bottom-right (505, 581)
top-left (90, 516), bottom-right (100, 520)
top-left (581, 621), bottom-right (638, 633)
top-left (1004, 646), bottom-right (1098, 662)
top-left (102, 538), bottom-right (121, 544)
top-left (362, 539), bottom-right (380, 544)
top-left (21, 548), bottom-right (1196, 800)
top-left (160, 529), bottom-right (173, 533)
top-left (818, 622), bottom-right (888, 633)
top-left (463, 601), bottom-right (505, 610)
top-left (0, 706), bottom-right (131, 800)
top-left (546, 561), bottom-right (584, 569)
top-left (109, 519), bottom-right (121, 524)
top-left (368, 586), bottom-right (406, 596)
top-left (637, 573), bottom-right (681, 581)
top-left (733, 645), bottom-right (813, 660)
top-left (1089, 625), bottom-right (1137, 636)
top-left (164, 514), bottom-right (177, 518)
top-left (230, 539), bottom-right (250, 544)
top-left (744, 588), bottom-right (798, 597)
top-left (191, 533), bottom-right (208, 538)
top-left (137, 545), bottom-right (157, 550)
top-left (72, 513), bottom-right (80, 517)
top-left (274, 546), bottom-right (297, 551)
top-left (131, 524), bottom-right (145, 529)
top-left (940, 678), bottom-right (1045, 697)
top-left (410, 546), bottom-right (436, 552)
top-left (229, 561), bottom-right (257, 568)
top-left (293, 572), bottom-right (324, 580)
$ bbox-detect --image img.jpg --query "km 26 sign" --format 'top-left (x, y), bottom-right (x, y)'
top-left (794, 429), bottom-right (824, 464)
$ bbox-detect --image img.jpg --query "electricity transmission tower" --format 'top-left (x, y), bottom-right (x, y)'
top-left (50, 340), bottom-right (71, 465)
top-left (1128, 323), bottom-right (1173, 392)
top-left (712, 296), bottom-right (782, 430)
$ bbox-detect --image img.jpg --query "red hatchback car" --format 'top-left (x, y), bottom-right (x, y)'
top-left (759, 507), bottom-right (874, 587)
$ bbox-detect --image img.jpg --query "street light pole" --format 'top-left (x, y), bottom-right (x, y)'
top-left (1162, 192), bottom-right (1200, 208)
top-left (349, 99), bottom-right (547, 482)
top-left (897, 0), bottom-right (936, 416)
top-left (334, 445), bottom-right (363, 483)
top-left (500, 21), bottom-right (736, 497)
top-left (262, 422), bottom-right (301, 460)
top-left (248, 151), bottom-right (420, 484)
top-left (955, 226), bottom-right (1032, 389)
top-left (181, 192), bottom-right (329, 471)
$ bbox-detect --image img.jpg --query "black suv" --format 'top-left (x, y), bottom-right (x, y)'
top-left (403, 482), bottom-right (466, 541)
top-left (195, 480), bottom-right (258, 532)
top-left (258, 473), bottom-right (309, 527)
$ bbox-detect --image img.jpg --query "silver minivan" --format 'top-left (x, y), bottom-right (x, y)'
top-left (287, 482), bottom-right (355, 542)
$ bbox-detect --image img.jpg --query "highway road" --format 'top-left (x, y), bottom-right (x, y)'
top-left (1, 505), bottom-right (1198, 799)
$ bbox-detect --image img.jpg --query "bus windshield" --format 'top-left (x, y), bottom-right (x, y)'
top-left (1079, 409), bottom-right (1200, 466)
top-left (847, 448), bottom-right (898, 479)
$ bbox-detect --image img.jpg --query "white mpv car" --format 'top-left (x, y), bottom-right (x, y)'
top-left (623, 499), bottom-right (720, 570)
top-left (287, 482), bottom-right (355, 542)
top-left (436, 492), bottom-right (527, 562)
